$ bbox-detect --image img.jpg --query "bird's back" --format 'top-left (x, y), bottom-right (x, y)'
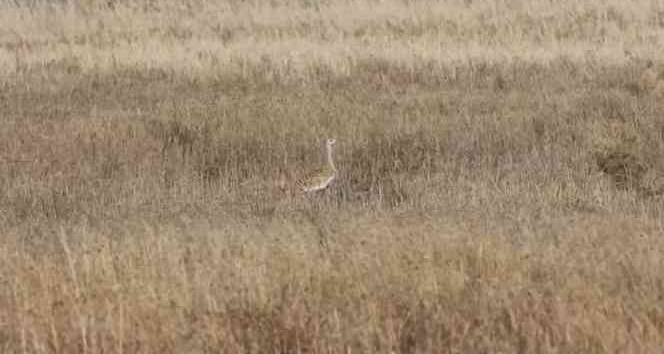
top-left (298, 171), bottom-right (336, 192)
top-left (294, 166), bottom-right (335, 192)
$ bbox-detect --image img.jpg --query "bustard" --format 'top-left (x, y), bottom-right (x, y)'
top-left (280, 138), bottom-right (338, 195)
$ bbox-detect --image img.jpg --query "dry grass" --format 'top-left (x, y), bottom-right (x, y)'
top-left (2, 0), bottom-right (664, 352)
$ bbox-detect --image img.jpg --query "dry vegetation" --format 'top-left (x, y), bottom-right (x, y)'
top-left (2, 0), bottom-right (664, 352)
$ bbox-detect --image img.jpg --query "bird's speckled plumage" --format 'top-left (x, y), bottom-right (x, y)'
top-left (287, 138), bottom-right (337, 194)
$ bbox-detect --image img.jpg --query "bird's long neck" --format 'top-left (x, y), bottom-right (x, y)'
top-left (326, 143), bottom-right (336, 172)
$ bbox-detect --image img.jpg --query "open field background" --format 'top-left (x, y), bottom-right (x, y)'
top-left (2, 0), bottom-right (664, 352)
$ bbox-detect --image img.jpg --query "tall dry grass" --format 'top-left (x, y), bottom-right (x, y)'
top-left (1, 0), bottom-right (664, 352)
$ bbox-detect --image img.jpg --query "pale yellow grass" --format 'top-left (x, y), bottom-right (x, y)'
top-left (1, 0), bottom-right (663, 78)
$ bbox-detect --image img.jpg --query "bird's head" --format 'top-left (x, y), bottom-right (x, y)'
top-left (327, 138), bottom-right (337, 147)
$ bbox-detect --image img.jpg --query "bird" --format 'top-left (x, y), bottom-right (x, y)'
top-left (279, 138), bottom-right (338, 196)
top-left (638, 60), bottom-right (661, 93)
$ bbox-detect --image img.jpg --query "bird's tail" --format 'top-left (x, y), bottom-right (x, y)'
top-left (277, 171), bottom-right (289, 195)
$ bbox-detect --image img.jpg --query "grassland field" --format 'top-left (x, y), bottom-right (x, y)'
top-left (2, 0), bottom-right (664, 352)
